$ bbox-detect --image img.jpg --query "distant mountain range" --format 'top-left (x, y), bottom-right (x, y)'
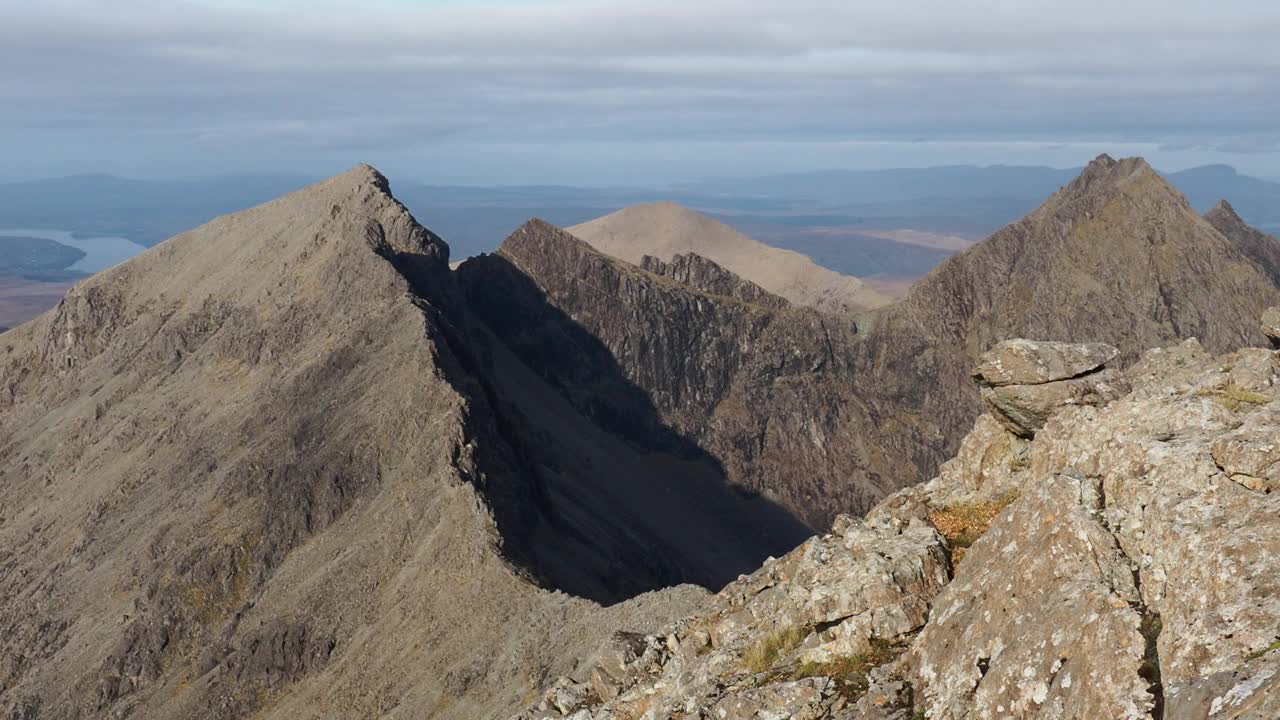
top-left (3, 163), bottom-right (1278, 270)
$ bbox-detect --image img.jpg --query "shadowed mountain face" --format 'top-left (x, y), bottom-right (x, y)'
top-left (0, 167), bottom-right (807, 720)
top-left (458, 222), bottom-right (909, 528)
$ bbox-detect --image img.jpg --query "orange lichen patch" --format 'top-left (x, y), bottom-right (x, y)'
top-left (927, 491), bottom-right (1019, 565)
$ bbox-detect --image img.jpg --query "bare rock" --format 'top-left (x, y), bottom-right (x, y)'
top-left (910, 471), bottom-right (1154, 720)
top-left (980, 367), bottom-right (1130, 437)
top-left (972, 338), bottom-right (1119, 387)
top-left (1210, 407), bottom-right (1280, 493)
top-left (1165, 650), bottom-right (1280, 720)
top-left (710, 677), bottom-right (830, 719)
top-left (514, 515), bottom-right (949, 718)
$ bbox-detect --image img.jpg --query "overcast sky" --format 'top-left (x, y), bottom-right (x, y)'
top-left (3, 0), bottom-right (1279, 184)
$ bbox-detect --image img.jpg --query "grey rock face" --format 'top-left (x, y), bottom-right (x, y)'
top-left (903, 336), bottom-right (1280, 720)
top-left (910, 470), bottom-right (1154, 720)
top-left (1211, 409), bottom-right (1280, 494)
top-left (1165, 650), bottom-right (1280, 720)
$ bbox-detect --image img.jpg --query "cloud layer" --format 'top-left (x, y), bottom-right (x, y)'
top-left (4, 0), bottom-right (1279, 181)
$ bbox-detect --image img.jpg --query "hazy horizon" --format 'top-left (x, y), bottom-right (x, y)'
top-left (1, 153), bottom-right (1276, 189)
top-left (4, 1), bottom-right (1279, 185)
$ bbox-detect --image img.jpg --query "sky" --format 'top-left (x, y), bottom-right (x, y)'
top-left (3, 0), bottom-right (1280, 185)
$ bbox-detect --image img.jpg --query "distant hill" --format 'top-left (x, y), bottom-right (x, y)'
top-left (1169, 164), bottom-right (1280, 229)
top-left (0, 235), bottom-right (85, 277)
top-left (569, 202), bottom-right (891, 312)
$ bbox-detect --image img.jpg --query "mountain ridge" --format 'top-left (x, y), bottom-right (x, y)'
top-left (0, 166), bottom-right (807, 719)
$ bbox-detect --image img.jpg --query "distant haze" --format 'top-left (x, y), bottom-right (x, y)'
top-left (2, 1), bottom-right (1279, 184)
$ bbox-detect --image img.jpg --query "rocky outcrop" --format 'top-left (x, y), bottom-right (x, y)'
top-left (971, 339), bottom-right (1119, 386)
top-left (901, 333), bottom-right (1280, 720)
top-left (973, 339), bottom-right (1128, 437)
top-left (519, 332), bottom-right (1280, 720)
top-left (516, 511), bottom-right (949, 720)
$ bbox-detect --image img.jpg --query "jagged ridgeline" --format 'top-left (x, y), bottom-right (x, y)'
top-left (462, 155), bottom-right (1280, 529)
top-left (1, 155), bottom-right (1279, 719)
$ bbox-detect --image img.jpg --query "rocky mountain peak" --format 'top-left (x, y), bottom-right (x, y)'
top-left (1208, 197), bottom-right (1242, 221)
top-left (500, 216), bottom-right (595, 263)
top-left (0, 169), bottom-right (814, 720)
top-left (892, 155), bottom-right (1278, 364)
top-left (1057, 154), bottom-right (1173, 207)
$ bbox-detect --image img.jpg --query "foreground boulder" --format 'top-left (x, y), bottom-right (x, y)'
top-left (520, 333), bottom-right (1280, 720)
top-left (971, 339), bottom-right (1119, 386)
top-left (974, 339), bottom-right (1128, 437)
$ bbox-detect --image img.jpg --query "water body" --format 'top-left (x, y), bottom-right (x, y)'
top-left (0, 229), bottom-right (147, 273)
